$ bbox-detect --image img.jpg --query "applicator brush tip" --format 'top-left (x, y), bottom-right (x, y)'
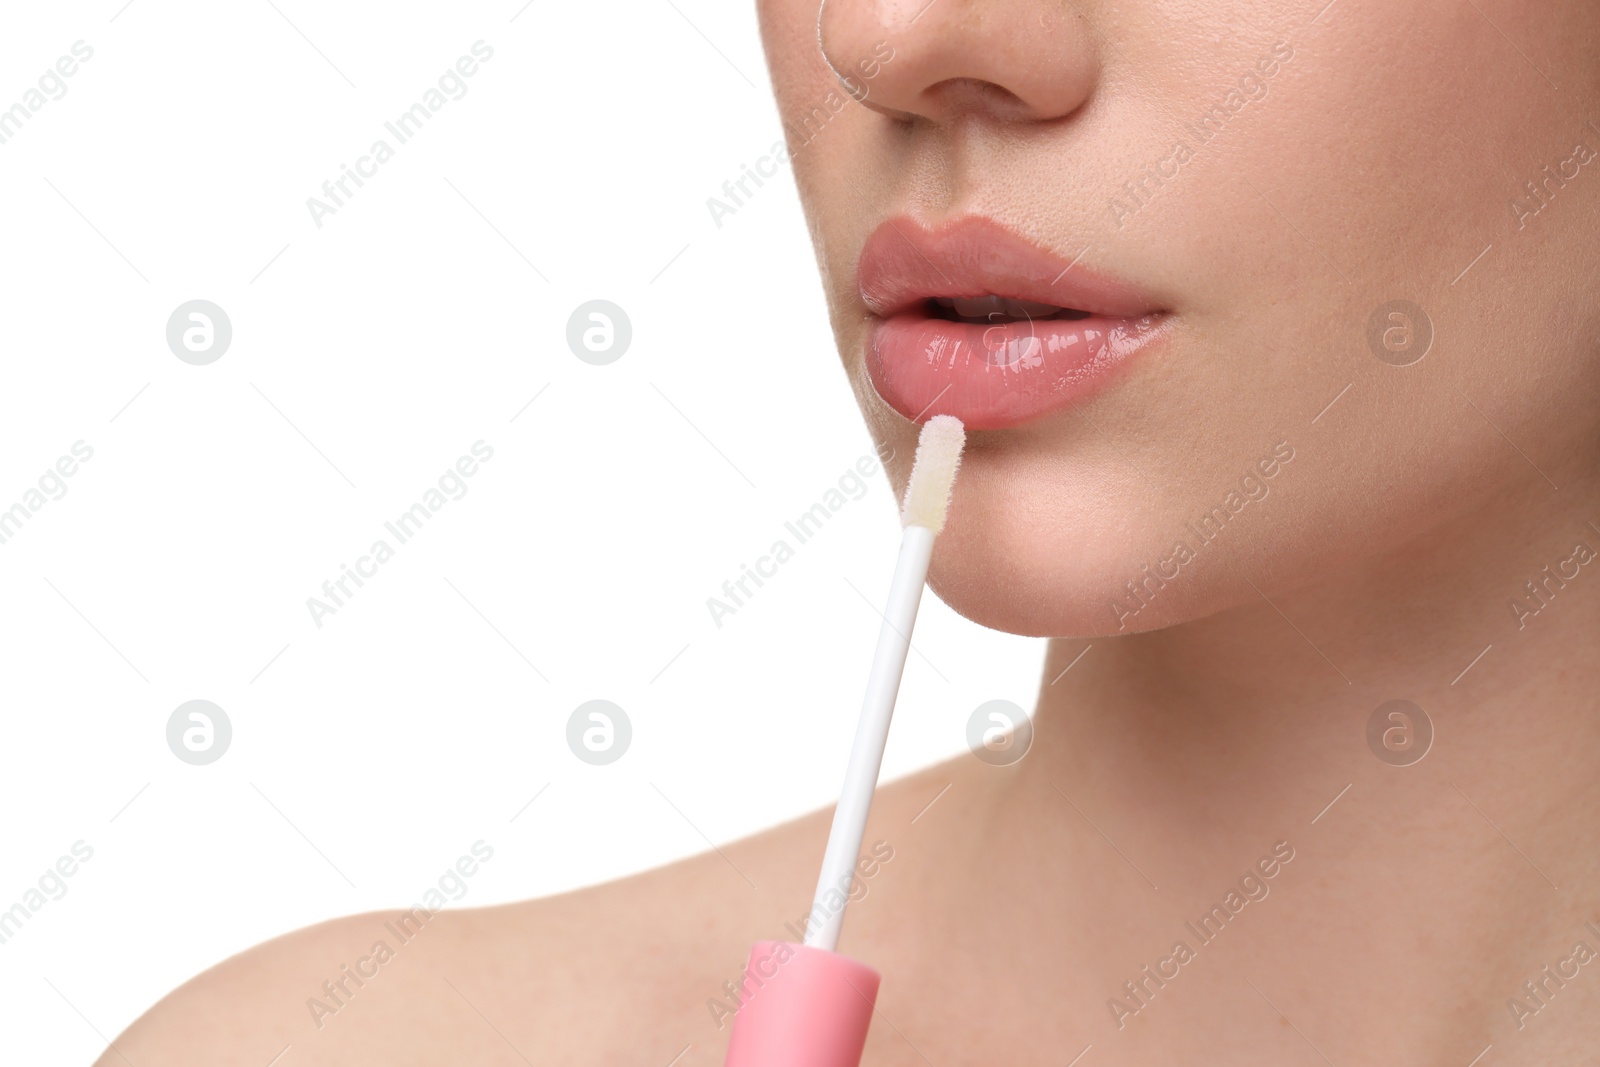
top-left (899, 415), bottom-right (966, 532)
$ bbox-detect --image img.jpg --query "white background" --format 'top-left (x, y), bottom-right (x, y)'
top-left (0, 2), bottom-right (1043, 1061)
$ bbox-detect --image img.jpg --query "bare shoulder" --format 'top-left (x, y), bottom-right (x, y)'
top-left (96, 782), bottom-right (933, 1067)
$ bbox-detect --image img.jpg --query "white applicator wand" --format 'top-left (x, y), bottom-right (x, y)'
top-left (724, 415), bottom-right (966, 1067)
top-left (804, 412), bottom-right (966, 952)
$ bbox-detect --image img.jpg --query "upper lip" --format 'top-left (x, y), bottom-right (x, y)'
top-left (856, 215), bottom-right (1164, 321)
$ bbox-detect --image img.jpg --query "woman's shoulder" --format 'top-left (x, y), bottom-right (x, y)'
top-left (97, 801), bottom-right (851, 1067)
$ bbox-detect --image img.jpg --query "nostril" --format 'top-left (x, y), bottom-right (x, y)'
top-left (921, 77), bottom-right (1031, 122)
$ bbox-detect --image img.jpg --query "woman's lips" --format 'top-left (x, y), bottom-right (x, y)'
top-left (857, 216), bottom-right (1170, 430)
top-left (869, 312), bottom-right (1168, 430)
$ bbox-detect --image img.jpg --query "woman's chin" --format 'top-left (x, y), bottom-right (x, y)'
top-left (926, 515), bottom-right (1220, 640)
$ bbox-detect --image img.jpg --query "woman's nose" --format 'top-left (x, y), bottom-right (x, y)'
top-left (818, 0), bottom-right (1101, 125)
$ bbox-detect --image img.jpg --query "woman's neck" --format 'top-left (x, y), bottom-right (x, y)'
top-left (1002, 466), bottom-right (1600, 1058)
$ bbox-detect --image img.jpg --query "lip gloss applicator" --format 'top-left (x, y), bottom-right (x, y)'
top-left (723, 415), bottom-right (966, 1067)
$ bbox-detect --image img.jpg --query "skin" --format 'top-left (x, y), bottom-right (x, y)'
top-left (106, 0), bottom-right (1600, 1063)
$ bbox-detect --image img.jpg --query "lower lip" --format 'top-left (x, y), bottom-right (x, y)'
top-left (867, 312), bottom-right (1169, 429)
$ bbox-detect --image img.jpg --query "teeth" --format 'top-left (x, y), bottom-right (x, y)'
top-left (952, 296), bottom-right (1006, 318)
top-left (1003, 299), bottom-right (1065, 318)
top-left (935, 295), bottom-right (1067, 321)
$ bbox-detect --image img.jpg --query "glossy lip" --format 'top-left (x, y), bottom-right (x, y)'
top-left (858, 216), bottom-right (1170, 430)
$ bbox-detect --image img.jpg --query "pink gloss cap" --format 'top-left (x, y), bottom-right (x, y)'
top-left (723, 941), bottom-right (880, 1067)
